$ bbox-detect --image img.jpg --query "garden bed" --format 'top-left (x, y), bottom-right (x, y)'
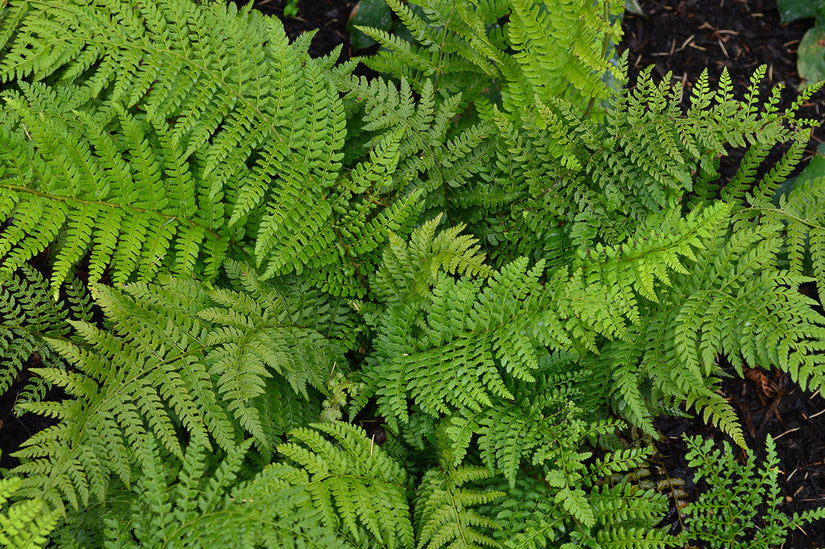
top-left (1, 0), bottom-right (824, 546)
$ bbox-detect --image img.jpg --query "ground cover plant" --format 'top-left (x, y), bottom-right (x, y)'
top-left (1, 0), bottom-right (825, 547)
top-left (778, 0), bottom-right (825, 87)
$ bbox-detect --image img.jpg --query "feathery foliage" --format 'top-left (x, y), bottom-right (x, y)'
top-left (53, 433), bottom-right (352, 548)
top-left (0, 475), bottom-right (58, 549)
top-left (414, 463), bottom-right (504, 549)
top-left (276, 422), bottom-right (414, 549)
top-left (679, 435), bottom-right (825, 548)
top-left (0, 0), bottom-right (419, 298)
top-left (0, 266), bottom-right (90, 403)
top-left (1, 0), bottom-right (825, 547)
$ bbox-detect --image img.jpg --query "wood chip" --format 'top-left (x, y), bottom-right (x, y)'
top-left (775, 427), bottom-right (800, 440)
top-left (718, 39), bottom-right (728, 58)
top-left (676, 35), bottom-right (695, 52)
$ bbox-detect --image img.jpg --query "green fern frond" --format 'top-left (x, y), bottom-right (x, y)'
top-left (276, 422), bottom-right (414, 549)
top-left (680, 434), bottom-right (825, 547)
top-left (362, 0), bottom-right (621, 115)
top-left (372, 215), bottom-right (492, 307)
top-left (481, 443), bottom-right (670, 548)
top-left (574, 202), bottom-right (729, 307)
top-left (339, 75), bottom-right (491, 217)
top-left (368, 256), bottom-right (559, 425)
top-left (0, 476), bottom-right (59, 549)
top-left (415, 464), bottom-right (505, 549)
top-left (199, 267), bottom-right (347, 453)
top-left (0, 266), bottom-right (76, 403)
top-left (0, 0), bottom-right (351, 293)
top-left (10, 270), bottom-right (354, 509)
top-left (598, 205), bottom-right (825, 446)
top-left (82, 433), bottom-right (352, 549)
top-left (447, 391), bottom-right (589, 489)
top-left (507, 0), bottom-right (621, 110)
top-left (756, 174), bottom-right (825, 300)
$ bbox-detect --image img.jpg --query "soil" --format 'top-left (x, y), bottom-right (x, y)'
top-left (624, 2), bottom-right (825, 547)
top-left (2, 0), bottom-right (825, 546)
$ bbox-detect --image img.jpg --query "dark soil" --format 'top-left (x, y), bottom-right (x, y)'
top-left (227, 0), bottom-right (364, 60)
top-left (623, 2), bottom-right (825, 546)
top-left (2, 0), bottom-right (824, 546)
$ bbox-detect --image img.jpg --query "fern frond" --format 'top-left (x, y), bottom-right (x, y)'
top-left (368, 256), bottom-right (560, 425)
top-left (372, 215), bottom-right (492, 307)
top-left (0, 266), bottom-right (74, 403)
top-left (276, 422), bottom-right (414, 549)
top-left (680, 434), bottom-right (825, 547)
top-left (482, 446), bottom-right (671, 548)
top-left (596, 204), bottom-right (825, 446)
top-left (8, 279), bottom-right (221, 507)
top-left (507, 0), bottom-right (621, 110)
top-left (756, 174), bottom-right (825, 300)
top-left (83, 433), bottom-right (353, 548)
top-left (415, 464), bottom-right (504, 549)
top-left (447, 391), bottom-right (588, 489)
top-left (0, 0), bottom-right (349, 292)
top-left (199, 267), bottom-right (347, 454)
top-left (0, 476), bottom-right (59, 549)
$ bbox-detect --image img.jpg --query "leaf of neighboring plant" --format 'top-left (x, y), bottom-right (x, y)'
top-left (777, 0), bottom-right (820, 22)
top-left (284, 0), bottom-right (299, 18)
top-left (624, 0), bottom-right (644, 17)
top-left (348, 0), bottom-right (392, 50)
top-left (775, 142), bottom-right (825, 205)
top-left (798, 25), bottom-right (825, 87)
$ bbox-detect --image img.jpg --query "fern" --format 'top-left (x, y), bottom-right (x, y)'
top-left (414, 464), bottom-right (504, 549)
top-left (10, 266), bottom-right (350, 511)
top-left (0, 266), bottom-right (84, 403)
top-left (358, 0), bottom-right (623, 114)
top-left (679, 434), bottom-right (825, 548)
top-left (592, 203), bottom-right (825, 446)
top-left (0, 0), bottom-right (396, 297)
top-left (276, 422), bottom-right (414, 549)
top-left (366, 228), bottom-right (555, 425)
top-left (752, 173), bottom-right (825, 301)
top-left (51, 433), bottom-right (352, 548)
top-left (0, 475), bottom-right (58, 549)
top-left (2, 0), bottom-right (825, 547)
top-left (479, 436), bottom-right (673, 548)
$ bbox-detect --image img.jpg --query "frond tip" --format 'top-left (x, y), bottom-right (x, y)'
top-left (415, 465), bottom-right (504, 549)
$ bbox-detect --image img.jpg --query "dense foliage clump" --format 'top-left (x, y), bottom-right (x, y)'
top-left (1, 0), bottom-right (824, 546)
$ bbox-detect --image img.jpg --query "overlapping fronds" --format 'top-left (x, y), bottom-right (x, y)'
top-left (358, 0), bottom-right (623, 113)
top-left (367, 253), bottom-right (557, 425)
top-left (597, 207), bottom-right (825, 447)
top-left (754, 172), bottom-right (825, 301)
top-left (0, 0), bottom-right (347, 292)
top-left (1, 0), bottom-right (825, 546)
top-left (337, 75), bottom-right (493, 222)
top-left (414, 464), bottom-right (504, 549)
top-left (276, 422), bottom-right (414, 549)
top-left (0, 266), bottom-right (88, 403)
top-left (86, 433), bottom-right (351, 549)
top-left (11, 267), bottom-right (350, 510)
top-left (479, 445), bottom-right (673, 548)
top-left (0, 476), bottom-right (58, 549)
